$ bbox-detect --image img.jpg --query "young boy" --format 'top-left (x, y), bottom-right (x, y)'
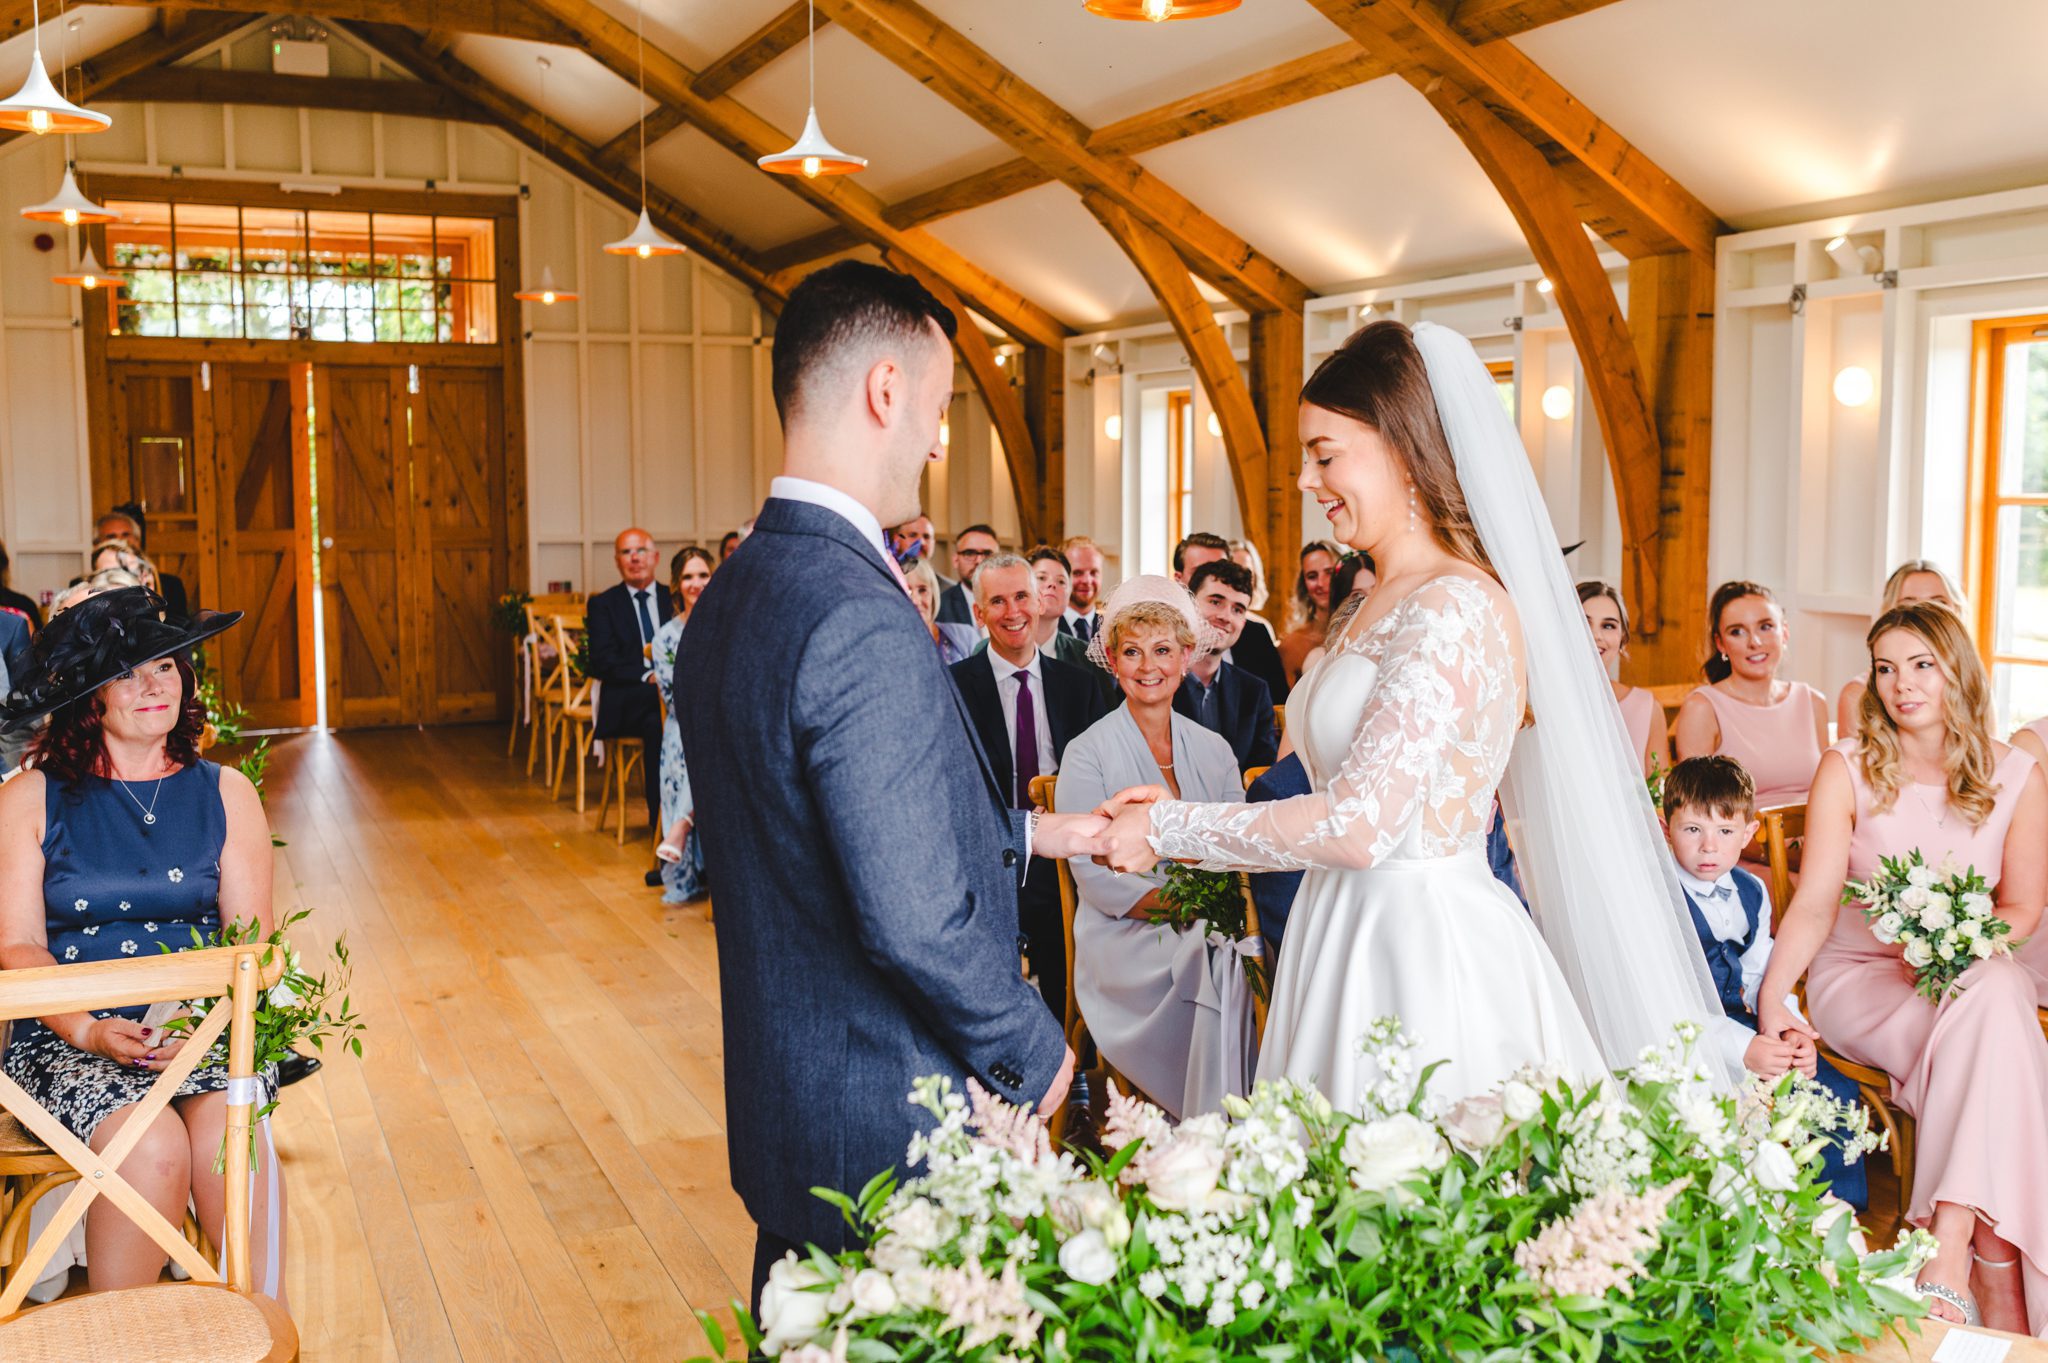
top-left (1662, 755), bottom-right (1868, 1210)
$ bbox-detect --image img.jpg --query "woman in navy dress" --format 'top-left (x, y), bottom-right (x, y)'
top-left (0, 587), bottom-right (286, 1298)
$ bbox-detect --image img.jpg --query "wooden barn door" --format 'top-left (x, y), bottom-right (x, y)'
top-left (416, 367), bottom-right (508, 724)
top-left (104, 362), bottom-right (210, 610)
top-left (319, 366), bottom-right (415, 728)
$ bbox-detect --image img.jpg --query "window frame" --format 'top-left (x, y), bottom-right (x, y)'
top-left (1967, 312), bottom-right (2048, 726)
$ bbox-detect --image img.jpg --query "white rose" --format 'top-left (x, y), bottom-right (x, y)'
top-left (1903, 937), bottom-right (1935, 969)
top-left (1871, 912), bottom-right (1905, 943)
top-left (1141, 1134), bottom-right (1228, 1213)
top-left (1972, 936), bottom-right (1995, 958)
top-left (1935, 939), bottom-right (1956, 962)
top-left (1749, 1139), bottom-right (1801, 1192)
top-left (1918, 893), bottom-right (1954, 931)
top-left (890, 1266), bottom-right (935, 1312)
top-left (1906, 865), bottom-right (1936, 889)
top-left (867, 1234), bottom-right (923, 1275)
top-left (1899, 886), bottom-right (1931, 911)
top-left (1341, 1113), bottom-right (1450, 1198)
top-left (1955, 917), bottom-right (1982, 940)
top-left (1057, 1228), bottom-right (1119, 1286)
top-left (846, 1269), bottom-right (898, 1321)
top-left (1501, 1079), bottom-right (1543, 1122)
top-left (1054, 1181), bottom-right (1131, 1249)
top-left (883, 1199), bottom-right (948, 1252)
top-left (1441, 1094), bottom-right (1508, 1153)
top-left (1961, 892), bottom-right (1995, 921)
top-left (758, 1254), bottom-right (832, 1355)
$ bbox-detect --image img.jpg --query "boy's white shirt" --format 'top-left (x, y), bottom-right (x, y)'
top-left (1677, 863), bottom-right (1808, 1073)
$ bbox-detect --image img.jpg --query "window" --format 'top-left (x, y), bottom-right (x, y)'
top-left (1166, 389), bottom-right (1195, 550)
top-left (1487, 359), bottom-right (1516, 420)
top-left (1972, 315), bottom-right (2048, 729)
top-left (103, 200), bottom-right (497, 344)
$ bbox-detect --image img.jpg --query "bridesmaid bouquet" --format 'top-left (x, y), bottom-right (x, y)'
top-left (1846, 851), bottom-right (2011, 1002)
top-left (1157, 864), bottom-right (1267, 1001)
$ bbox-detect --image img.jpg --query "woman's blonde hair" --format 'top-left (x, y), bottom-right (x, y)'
top-left (1105, 600), bottom-right (1195, 659)
top-left (1854, 599), bottom-right (1999, 825)
top-left (902, 557), bottom-right (939, 623)
top-left (1291, 540), bottom-right (1344, 631)
top-left (1879, 559), bottom-right (1965, 615)
top-left (1228, 538), bottom-right (1268, 612)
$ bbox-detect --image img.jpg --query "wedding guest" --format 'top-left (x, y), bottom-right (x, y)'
top-left (90, 540), bottom-right (158, 596)
top-left (1661, 756), bottom-right (1866, 1210)
top-left (97, 507), bottom-right (189, 617)
top-left (1225, 537), bottom-right (1291, 702)
top-left (0, 539), bottom-right (43, 630)
top-left (1021, 546), bottom-right (1095, 671)
top-left (1179, 533), bottom-right (1289, 702)
top-left (905, 557), bottom-right (975, 665)
top-left (651, 547), bottom-right (713, 903)
top-left (1674, 581), bottom-right (1828, 810)
top-left (1579, 579), bottom-right (1668, 776)
top-left (1172, 531), bottom-right (1230, 587)
top-left (54, 567), bottom-right (144, 616)
top-left (2014, 713), bottom-right (2048, 769)
top-left (1056, 578), bottom-right (1254, 1119)
top-left (1059, 536), bottom-right (1105, 643)
top-left (1176, 560), bottom-right (1277, 773)
top-left (951, 554), bottom-right (1111, 1017)
top-left (587, 528), bottom-right (673, 848)
top-left (1228, 538), bottom-right (1269, 614)
top-left (1756, 600), bottom-right (2048, 1332)
top-left (937, 524), bottom-right (998, 627)
top-left (1289, 552), bottom-right (1376, 682)
top-left (0, 608), bottom-right (30, 772)
top-left (0, 587), bottom-right (286, 1298)
top-left (1837, 561), bottom-right (1965, 739)
top-left (718, 530), bottom-right (742, 564)
top-left (1278, 540), bottom-right (1343, 687)
top-left (888, 514), bottom-right (939, 574)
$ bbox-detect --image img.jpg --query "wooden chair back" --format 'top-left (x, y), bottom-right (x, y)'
top-left (1649, 682), bottom-right (1695, 731)
top-left (0, 946), bottom-right (284, 1317)
top-left (1751, 801), bottom-right (1807, 933)
top-left (1272, 705), bottom-right (1285, 736)
top-left (1243, 765), bottom-right (1270, 792)
top-left (1027, 776), bottom-right (1081, 1043)
top-left (549, 612), bottom-right (591, 709)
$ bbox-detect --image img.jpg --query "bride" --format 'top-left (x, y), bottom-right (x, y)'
top-left (1098, 320), bottom-right (1733, 1110)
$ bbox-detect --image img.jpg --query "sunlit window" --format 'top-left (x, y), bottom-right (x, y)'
top-left (1975, 316), bottom-right (2048, 730)
top-left (103, 200), bottom-right (496, 344)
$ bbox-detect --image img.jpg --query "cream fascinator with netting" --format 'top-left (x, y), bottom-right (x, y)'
top-left (1086, 573), bottom-right (1224, 671)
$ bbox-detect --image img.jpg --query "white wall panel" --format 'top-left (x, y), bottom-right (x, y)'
top-left (526, 341), bottom-right (583, 539)
top-left (637, 342), bottom-right (696, 532)
top-left (698, 344), bottom-right (758, 537)
top-left (232, 105), bottom-right (302, 173)
top-left (380, 115), bottom-right (449, 182)
top-left (305, 109), bottom-right (376, 177)
top-left (152, 103), bottom-right (226, 170)
top-left (584, 341), bottom-right (634, 539)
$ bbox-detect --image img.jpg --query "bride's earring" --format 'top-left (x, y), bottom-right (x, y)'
top-left (1407, 484), bottom-right (1421, 533)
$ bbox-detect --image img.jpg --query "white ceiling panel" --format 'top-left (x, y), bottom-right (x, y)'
top-left (925, 181), bottom-right (1158, 329)
top-left (1136, 79), bottom-right (1526, 292)
top-left (0, 6), bottom-right (155, 82)
top-left (729, 25), bottom-right (1014, 201)
top-left (916, 0), bottom-right (1339, 129)
top-left (589, 0), bottom-right (791, 72)
top-left (643, 125), bottom-right (837, 245)
top-left (453, 33), bottom-right (652, 148)
top-left (1517, 0), bottom-right (2048, 224)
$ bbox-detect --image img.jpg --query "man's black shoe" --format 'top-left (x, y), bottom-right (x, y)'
top-left (278, 1052), bottom-right (323, 1087)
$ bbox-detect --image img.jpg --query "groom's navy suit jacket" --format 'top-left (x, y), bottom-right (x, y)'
top-left (675, 497), bottom-right (1066, 1253)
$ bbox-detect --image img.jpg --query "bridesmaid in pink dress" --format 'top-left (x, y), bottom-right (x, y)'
top-left (1674, 581), bottom-right (1829, 809)
top-left (1757, 601), bottom-right (2048, 1334)
top-left (1836, 561), bottom-right (1965, 740)
top-left (1578, 580), bottom-right (1667, 775)
top-left (2010, 716), bottom-right (2048, 998)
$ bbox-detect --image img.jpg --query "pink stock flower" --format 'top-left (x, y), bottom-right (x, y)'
top-left (965, 1078), bottom-right (1053, 1164)
top-left (1513, 1177), bottom-right (1690, 1299)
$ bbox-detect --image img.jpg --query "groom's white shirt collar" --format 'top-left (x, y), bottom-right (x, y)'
top-left (770, 476), bottom-right (888, 561)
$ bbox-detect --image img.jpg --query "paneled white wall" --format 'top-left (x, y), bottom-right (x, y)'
top-left (0, 21), bottom-right (774, 611)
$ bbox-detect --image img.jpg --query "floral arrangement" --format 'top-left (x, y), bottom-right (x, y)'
top-left (1157, 865), bottom-right (1267, 1000)
top-left (696, 1021), bottom-right (1929, 1363)
top-left (1645, 754), bottom-right (1665, 809)
top-left (1847, 851), bottom-right (2011, 1002)
top-left (161, 908), bottom-right (365, 1171)
top-left (492, 589), bottom-right (534, 634)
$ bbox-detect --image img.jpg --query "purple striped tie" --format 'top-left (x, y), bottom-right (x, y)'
top-left (1013, 670), bottom-right (1039, 810)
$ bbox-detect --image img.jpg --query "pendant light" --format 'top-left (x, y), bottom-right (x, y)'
top-left (757, 0), bottom-right (865, 179)
top-left (22, 163), bottom-right (116, 225)
top-left (53, 243), bottom-right (121, 290)
top-left (1084, 0), bottom-right (1239, 19)
top-left (0, 0), bottom-right (109, 134)
top-left (513, 58), bottom-right (582, 302)
top-left (602, 0), bottom-right (685, 258)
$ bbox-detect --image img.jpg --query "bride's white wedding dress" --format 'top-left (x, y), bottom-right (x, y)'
top-left (1151, 573), bottom-right (1606, 1110)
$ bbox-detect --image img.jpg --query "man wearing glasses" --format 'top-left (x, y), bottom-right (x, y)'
top-left (936, 524), bottom-right (999, 631)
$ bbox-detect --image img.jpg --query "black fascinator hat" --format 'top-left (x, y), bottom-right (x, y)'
top-left (2, 586), bottom-right (243, 733)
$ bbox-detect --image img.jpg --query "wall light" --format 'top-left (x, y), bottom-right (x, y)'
top-left (1540, 385), bottom-right (1573, 421)
top-left (1206, 411), bottom-right (1221, 439)
top-left (938, 418), bottom-right (950, 447)
top-left (1535, 277), bottom-right (1554, 295)
top-left (1824, 235), bottom-right (1883, 277)
top-left (1104, 414), bottom-right (1123, 442)
top-left (1833, 365), bottom-right (1875, 407)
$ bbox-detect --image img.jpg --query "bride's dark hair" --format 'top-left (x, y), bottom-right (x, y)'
top-left (1300, 320), bottom-right (1497, 582)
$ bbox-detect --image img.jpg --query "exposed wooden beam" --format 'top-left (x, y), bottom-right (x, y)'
top-left (1084, 192), bottom-right (1274, 572)
top-left (1417, 74), bottom-right (1666, 629)
top-left (418, 27), bottom-right (455, 57)
top-left (1023, 345), bottom-right (1065, 547)
top-left (886, 250), bottom-right (1045, 547)
top-left (595, 105), bottom-right (687, 165)
top-left (693, 2), bottom-right (821, 101)
top-left (818, 0), bottom-right (1309, 314)
top-left (105, 67), bottom-right (481, 121)
top-left (1308, 0), bottom-right (1722, 259)
top-left (0, 0), bottom-right (575, 43)
top-left (1249, 308), bottom-right (1304, 604)
top-left (0, 11), bottom-right (254, 151)
top-left (346, 23), bottom-right (779, 299)
top-left (1447, 0), bottom-right (1628, 44)
top-left (522, 0), bottom-right (1069, 349)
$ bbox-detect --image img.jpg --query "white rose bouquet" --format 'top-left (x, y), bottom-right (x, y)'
top-left (1847, 850), bottom-right (2012, 1002)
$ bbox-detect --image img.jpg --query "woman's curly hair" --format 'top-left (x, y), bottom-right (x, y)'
top-left (30, 655), bottom-right (207, 784)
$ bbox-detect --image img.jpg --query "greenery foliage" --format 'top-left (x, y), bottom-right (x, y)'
top-left (1157, 864), bottom-right (1267, 1001)
top-left (493, 590), bottom-right (534, 634)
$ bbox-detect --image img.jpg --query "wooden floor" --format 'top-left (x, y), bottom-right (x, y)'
top-left (259, 724), bottom-right (748, 1362)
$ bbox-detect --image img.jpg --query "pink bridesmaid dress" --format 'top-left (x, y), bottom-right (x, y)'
top-left (1696, 681), bottom-right (1825, 808)
top-left (2016, 718), bottom-right (2048, 996)
top-left (1805, 741), bottom-right (2048, 1334)
top-left (1618, 686), bottom-right (1657, 769)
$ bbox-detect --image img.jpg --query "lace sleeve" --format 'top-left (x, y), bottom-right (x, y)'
top-left (1146, 578), bottom-right (1511, 872)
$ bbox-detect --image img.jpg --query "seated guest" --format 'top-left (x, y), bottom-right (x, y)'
top-left (587, 528), bottom-right (673, 854)
top-left (1579, 579), bottom-right (1669, 776)
top-left (888, 514), bottom-right (940, 577)
top-left (1176, 559), bottom-right (1277, 773)
top-left (905, 558), bottom-right (975, 666)
top-left (90, 539), bottom-right (157, 596)
top-left (0, 539), bottom-right (42, 631)
top-left (1278, 540), bottom-right (1343, 689)
top-left (718, 530), bottom-right (742, 564)
top-left (1172, 531), bottom-right (1230, 587)
top-left (0, 587), bottom-right (286, 1297)
top-left (1289, 551), bottom-right (1376, 681)
top-left (1838, 561), bottom-right (1964, 740)
top-left (1674, 581), bottom-right (1828, 811)
top-left (1179, 532), bottom-right (1288, 703)
top-left (1059, 536), bottom-right (1105, 643)
top-left (1228, 539), bottom-right (1268, 614)
top-left (0, 607), bottom-right (30, 772)
top-left (1661, 756), bottom-right (1866, 1210)
top-left (951, 554), bottom-right (1112, 1018)
top-left (936, 524), bottom-right (998, 627)
top-left (1225, 538), bottom-right (1290, 703)
top-left (651, 547), bottom-right (713, 904)
top-left (972, 546), bottom-right (1093, 671)
top-left (1756, 601), bottom-right (2048, 1332)
top-left (97, 507), bottom-right (188, 617)
top-left (1056, 577), bottom-right (1254, 1120)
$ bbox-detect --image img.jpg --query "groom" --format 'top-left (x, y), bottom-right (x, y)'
top-left (676, 261), bottom-right (1115, 1311)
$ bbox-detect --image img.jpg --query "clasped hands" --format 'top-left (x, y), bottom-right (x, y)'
top-left (1752, 999), bottom-right (1821, 1080)
top-left (1030, 784), bottom-right (1172, 874)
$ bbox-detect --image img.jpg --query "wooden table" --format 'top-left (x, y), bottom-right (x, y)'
top-left (1841, 1320), bottom-right (2046, 1360)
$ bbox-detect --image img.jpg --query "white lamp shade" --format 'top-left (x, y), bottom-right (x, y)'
top-left (0, 48), bottom-right (111, 135)
top-left (758, 107), bottom-right (867, 178)
top-left (21, 166), bottom-right (116, 225)
top-left (513, 264), bottom-right (580, 303)
top-left (602, 207), bottom-right (686, 258)
top-left (1833, 365), bottom-right (1875, 407)
top-left (52, 244), bottom-right (122, 289)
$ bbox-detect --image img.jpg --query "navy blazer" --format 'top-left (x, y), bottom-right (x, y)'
top-left (675, 498), bottom-right (1064, 1252)
top-left (586, 580), bottom-right (672, 736)
top-left (936, 578), bottom-right (975, 627)
top-left (949, 651), bottom-right (1111, 807)
top-left (1230, 619), bottom-right (1290, 703)
top-left (1173, 660), bottom-right (1278, 774)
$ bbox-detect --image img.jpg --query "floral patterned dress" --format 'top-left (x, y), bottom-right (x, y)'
top-left (650, 613), bottom-right (706, 903)
top-left (3, 761), bottom-right (271, 1139)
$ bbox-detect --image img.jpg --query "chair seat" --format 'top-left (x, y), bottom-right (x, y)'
top-left (0, 1282), bottom-right (297, 1362)
top-left (0, 1114), bottom-right (66, 1173)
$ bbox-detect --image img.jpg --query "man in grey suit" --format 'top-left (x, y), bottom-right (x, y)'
top-left (675, 261), bottom-right (1117, 1314)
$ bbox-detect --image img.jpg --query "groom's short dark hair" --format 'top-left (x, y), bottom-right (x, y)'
top-left (772, 261), bottom-right (958, 426)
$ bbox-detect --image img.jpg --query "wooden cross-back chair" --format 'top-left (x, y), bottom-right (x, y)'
top-left (546, 612), bottom-right (598, 812)
top-left (530, 604), bottom-right (585, 782)
top-left (596, 695), bottom-right (654, 845)
top-left (515, 593), bottom-right (585, 771)
top-left (0, 945), bottom-right (296, 1360)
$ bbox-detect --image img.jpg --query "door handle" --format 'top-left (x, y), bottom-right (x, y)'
top-left (322, 537), bottom-right (334, 548)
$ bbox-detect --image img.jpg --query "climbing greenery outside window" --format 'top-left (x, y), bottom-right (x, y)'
top-left (103, 200), bottom-right (497, 344)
